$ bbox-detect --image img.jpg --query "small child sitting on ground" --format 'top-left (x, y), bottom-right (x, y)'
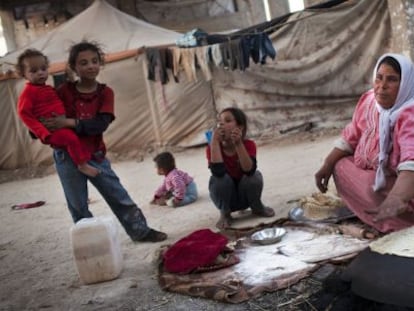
top-left (150, 151), bottom-right (198, 207)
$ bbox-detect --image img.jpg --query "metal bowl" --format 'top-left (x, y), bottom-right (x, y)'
top-left (251, 227), bottom-right (287, 245)
top-left (288, 206), bottom-right (306, 222)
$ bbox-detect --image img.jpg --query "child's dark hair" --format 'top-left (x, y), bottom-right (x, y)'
top-left (15, 49), bottom-right (49, 77)
top-left (153, 152), bottom-right (176, 172)
top-left (220, 107), bottom-right (248, 138)
top-left (68, 40), bottom-right (105, 71)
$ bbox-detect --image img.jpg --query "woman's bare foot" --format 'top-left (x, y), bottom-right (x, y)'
top-left (216, 213), bottom-right (232, 230)
top-left (78, 163), bottom-right (100, 177)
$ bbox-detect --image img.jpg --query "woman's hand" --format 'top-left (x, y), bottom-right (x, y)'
top-left (315, 163), bottom-right (334, 193)
top-left (365, 195), bottom-right (408, 222)
top-left (315, 148), bottom-right (349, 193)
top-left (366, 170), bottom-right (414, 222)
top-left (41, 113), bottom-right (74, 131)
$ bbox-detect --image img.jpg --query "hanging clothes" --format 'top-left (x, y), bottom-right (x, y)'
top-left (180, 48), bottom-right (197, 82)
top-left (145, 32), bottom-right (277, 84)
top-left (195, 46), bottom-right (212, 81)
top-left (146, 48), bottom-right (169, 85)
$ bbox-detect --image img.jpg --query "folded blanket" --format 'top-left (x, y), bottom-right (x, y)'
top-left (163, 229), bottom-right (237, 274)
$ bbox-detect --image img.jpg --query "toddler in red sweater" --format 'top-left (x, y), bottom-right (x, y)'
top-left (16, 49), bottom-right (98, 177)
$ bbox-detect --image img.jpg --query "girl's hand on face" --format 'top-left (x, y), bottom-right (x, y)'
top-left (230, 127), bottom-right (242, 146)
top-left (212, 124), bottom-right (225, 143)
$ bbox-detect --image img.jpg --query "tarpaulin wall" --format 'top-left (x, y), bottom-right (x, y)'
top-left (211, 0), bottom-right (391, 138)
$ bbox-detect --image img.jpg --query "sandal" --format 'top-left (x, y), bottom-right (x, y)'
top-left (11, 200), bottom-right (46, 210)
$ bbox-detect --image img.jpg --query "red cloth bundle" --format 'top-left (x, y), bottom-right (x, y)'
top-left (163, 229), bottom-right (229, 274)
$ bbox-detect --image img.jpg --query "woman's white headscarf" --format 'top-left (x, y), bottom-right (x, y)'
top-left (374, 53), bottom-right (414, 191)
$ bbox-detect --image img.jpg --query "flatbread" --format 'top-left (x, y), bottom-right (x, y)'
top-left (278, 234), bottom-right (369, 263)
top-left (369, 226), bottom-right (414, 257)
top-left (300, 192), bottom-right (346, 220)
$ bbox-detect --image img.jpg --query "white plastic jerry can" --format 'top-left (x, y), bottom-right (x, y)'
top-left (70, 216), bottom-right (123, 284)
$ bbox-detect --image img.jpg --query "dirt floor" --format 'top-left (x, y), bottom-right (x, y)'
top-left (0, 129), bottom-right (350, 311)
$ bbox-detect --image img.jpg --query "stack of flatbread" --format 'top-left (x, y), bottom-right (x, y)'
top-left (299, 192), bottom-right (346, 220)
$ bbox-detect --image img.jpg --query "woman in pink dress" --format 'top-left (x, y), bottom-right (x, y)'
top-left (315, 53), bottom-right (414, 233)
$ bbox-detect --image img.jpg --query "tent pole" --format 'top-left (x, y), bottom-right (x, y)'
top-left (142, 57), bottom-right (162, 146)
